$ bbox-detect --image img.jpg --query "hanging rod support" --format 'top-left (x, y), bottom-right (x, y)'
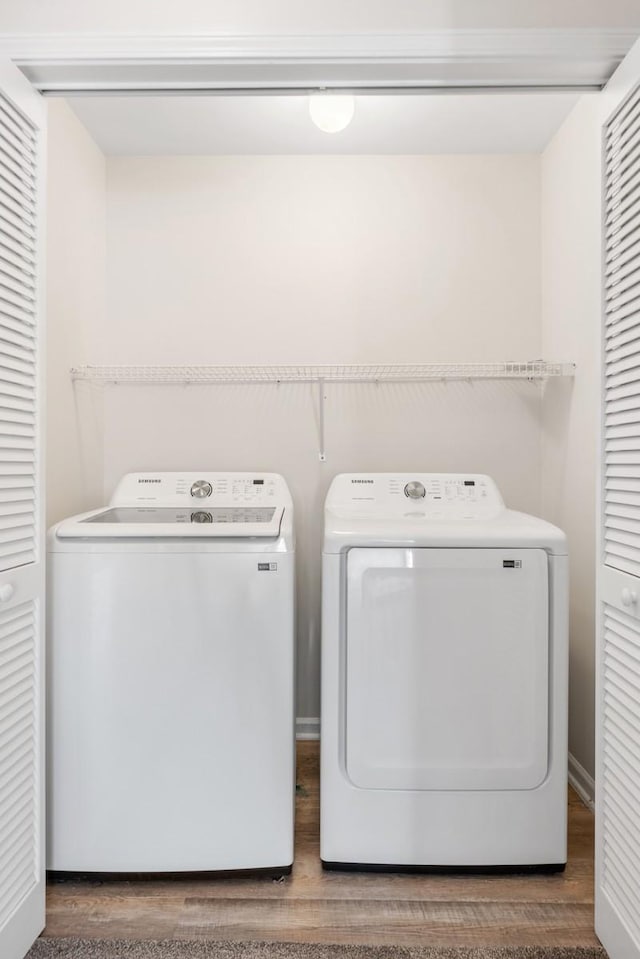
top-left (318, 378), bottom-right (326, 462)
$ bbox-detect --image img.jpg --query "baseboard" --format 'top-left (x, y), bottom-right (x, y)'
top-left (568, 752), bottom-right (595, 812)
top-left (296, 717), bottom-right (320, 740)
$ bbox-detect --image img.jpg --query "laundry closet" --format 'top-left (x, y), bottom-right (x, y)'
top-left (46, 91), bottom-right (580, 733)
top-left (1, 30), bottom-right (640, 959)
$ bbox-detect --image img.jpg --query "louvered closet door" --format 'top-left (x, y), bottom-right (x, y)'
top-left (598, 51), bottom-right (640, 959)
top-left (0, 61), bottom-right (45, 959)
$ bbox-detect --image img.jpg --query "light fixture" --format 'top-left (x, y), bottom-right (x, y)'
top-left (308, 93), bottom-right (355, 133)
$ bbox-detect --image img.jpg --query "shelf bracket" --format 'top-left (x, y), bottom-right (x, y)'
top-left (318, 378), bottom-right (326, 462)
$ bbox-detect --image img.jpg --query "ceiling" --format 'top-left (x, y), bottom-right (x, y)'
top-left (5, 0), bottom-right (640, 34)
top-left (68, 92), bottom-right (583, 156)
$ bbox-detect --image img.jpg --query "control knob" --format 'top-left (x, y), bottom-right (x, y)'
top-left (404, 481), bottom-right (426, 499)
top-left (191, 511), bottom-right (213, 523)
top-left (190, 480), bottom-right (212, 499)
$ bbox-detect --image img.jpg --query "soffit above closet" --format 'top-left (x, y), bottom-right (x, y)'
top-left (67, 92), bottom-right (582, 156)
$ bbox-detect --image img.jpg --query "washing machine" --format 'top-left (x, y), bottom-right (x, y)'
top-left (321, 472), bottom-right (568, 871)
top-left (47, 471), bottom-right (295, 874)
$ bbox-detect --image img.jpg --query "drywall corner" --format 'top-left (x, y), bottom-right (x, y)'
top-left (46, 99), bottom-right (107, 527)
top-left (540, 93), bottom-right (601, 781)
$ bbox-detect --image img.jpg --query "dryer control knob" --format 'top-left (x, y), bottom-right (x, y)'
top-left (404, 481), bottom-right (426, 499)
top-left (190, 480), bottom-right (212, 498)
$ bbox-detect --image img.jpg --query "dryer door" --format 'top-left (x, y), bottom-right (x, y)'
top-left (345, 547), bottom-right (549, 791)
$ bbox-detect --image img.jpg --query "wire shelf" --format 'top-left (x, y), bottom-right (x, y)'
top-left (70, 361), bottom-right (575, 385)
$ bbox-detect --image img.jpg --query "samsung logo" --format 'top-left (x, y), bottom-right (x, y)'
top-left (351, 479), bottom-right (374, 484)
top-left (138, 479), bottom-right (161, 484)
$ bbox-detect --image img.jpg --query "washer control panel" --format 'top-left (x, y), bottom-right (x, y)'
top-left (110, 472), bottom-right (288, 507)
top-left (326, 473), bottom-right (505, 519)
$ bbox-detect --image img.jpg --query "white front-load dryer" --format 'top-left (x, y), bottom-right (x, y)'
top-left (47, 472), bottom-right (295, 874)
top-left (320, 473), bottom-right (568, 870)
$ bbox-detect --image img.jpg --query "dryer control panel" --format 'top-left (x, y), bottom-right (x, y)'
top-left (110, 472), bottom-right (290, 507)
top-left (325, 473), bottom-right (505, 520)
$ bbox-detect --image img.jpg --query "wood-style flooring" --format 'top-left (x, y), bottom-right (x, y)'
top-left (44, 742), bottom-right (598, 948)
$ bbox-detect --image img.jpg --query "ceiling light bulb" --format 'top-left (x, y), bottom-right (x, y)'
top-left (309, 94), bottom-right (355, 133)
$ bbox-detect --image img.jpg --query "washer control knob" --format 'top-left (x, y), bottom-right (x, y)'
top-left (190, 480), bottom-right (212, 499)
top-left (191, 511), bottom-right (213, 523)
top-left (404, 481), bottom-right (426, 499)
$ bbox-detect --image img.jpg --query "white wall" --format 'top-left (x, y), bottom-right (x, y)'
top-left (85, 154), bottom-right (542, 718)
top-left (2, 0), bottom-right (640, 34)
top-left (541, 95), bottom-right (601, 780)
top-left (46, 100), bottom-right (106, 528)
top-left (105, 156), bottom-right (540, 365)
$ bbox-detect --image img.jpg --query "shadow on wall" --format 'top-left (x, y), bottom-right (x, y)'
top-left (71, 381), bottom-right (106, 513)
top-left (540, 376), bottom-right (574, 524)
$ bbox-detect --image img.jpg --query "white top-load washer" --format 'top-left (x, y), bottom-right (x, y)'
top-left (321, 473), bottom-right (568, 870)
top-left (47, 472), bottom-right (295, 874)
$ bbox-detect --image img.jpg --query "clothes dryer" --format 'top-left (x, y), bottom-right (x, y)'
top-left (321, 473), bottom-right (568, 870)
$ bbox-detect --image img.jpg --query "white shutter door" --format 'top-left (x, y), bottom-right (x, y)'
top-left (0, 61), bottom-right (45, 959)
top-left (598, 42), bottom-right (640, 959)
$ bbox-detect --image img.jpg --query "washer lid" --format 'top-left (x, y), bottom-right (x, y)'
top-left (56, 505), bottom-right (285, 539)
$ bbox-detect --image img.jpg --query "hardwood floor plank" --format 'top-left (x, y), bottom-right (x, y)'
top-left (44, 873), bottom-right (595, 906)
top-left (177, 898), bottom-right (597, 947)
top-left (43, 898), bottom-right (183, 940)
